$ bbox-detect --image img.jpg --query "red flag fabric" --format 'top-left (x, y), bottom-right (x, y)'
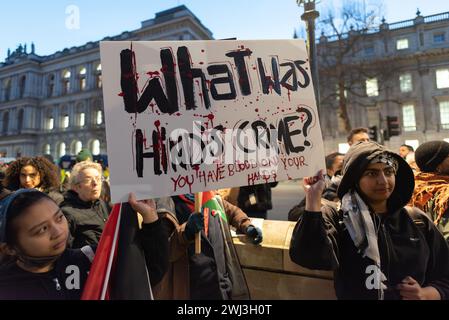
top-left (201, 191), bottom-right (215, 204)
top-left (109, 202), bottom-right (153, 300)
top-left (81, 202), bottom-right (153, 300)
top-left (81, 203), bottom-right (121, 300)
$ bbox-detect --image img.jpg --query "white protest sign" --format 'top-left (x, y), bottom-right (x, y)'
top-left (100, 40), bottom-right (325, 203)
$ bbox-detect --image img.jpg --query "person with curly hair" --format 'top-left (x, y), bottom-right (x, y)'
top-left (3, 157), bottom-right (63, 205)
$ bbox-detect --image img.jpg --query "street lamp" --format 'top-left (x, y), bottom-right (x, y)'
top-left (297, 0), bottom-right (320, 113)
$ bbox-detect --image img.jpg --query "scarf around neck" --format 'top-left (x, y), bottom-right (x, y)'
top-left (341, 190), bottom-right (387, 299)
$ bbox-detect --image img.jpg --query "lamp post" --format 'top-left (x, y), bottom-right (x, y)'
top-left (297, 0), bottom-right (320, 113)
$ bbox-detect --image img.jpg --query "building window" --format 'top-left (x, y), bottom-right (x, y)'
top-left (74, 140), bottom-right (82, 155)
top-left (58, 142), bottom-right (66, 158)
top-left (79, 67), bottom-right (87, 91)
top-left (434, 33), bottom-right (445, 43)
top-left (44, 144), bottom-right (51, 155)
top-left (62, 70), bottom-right (71, 94)
top-left (399, 73), bottom-right (413, 93)
top-left (396, 38), bottom-right (409, 50)
top-left (366, 78), bottom-right (379, 97)
top-left (62, 115), bottom-right (69, 129)
top-left (92, 139), bottom-right (100, 155)
top-left (47, 75), bottom-right (55, 97)
top-left (18, 109), bottom-right (24, 132)
top-left (96, 110), bottom-right (103, 125)
top-left (96, 64), bottom-right (102, 88)
top-left (79, 112), bottom-right (85, 127)
top-left (440, 101), bottom-right (449, 129)
top-left (2, 112), bottom-right (9, 134)
top-left (436, 69), bottom-right (449, 89)
top-left (47, 117), bottom-right (54, 130)
top-left (19, 76), bottom-right (26, 98)
top-left (3, 79), bottom-right (11, 101)
top-left (402, 104), bottom-right (416, 131)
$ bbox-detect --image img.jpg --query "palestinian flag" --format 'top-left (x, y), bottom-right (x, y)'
top-left (201, 192), bottom-right (227, 237)
top-left (177, 191), bottom-right (227, 237)
top-left (201, 191), bottom-right (227, 222)
top-left (81, 203), bottom-right (153, 300)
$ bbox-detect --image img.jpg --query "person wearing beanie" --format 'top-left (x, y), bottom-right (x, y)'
top-left (76, 149), bottom-right (93, 163)
top-left (289, 141), bottom-right (449, 300)
top-left (415, 141), bottom-right (449, 173)
top-left (410, 140), bottom-right (449, 243)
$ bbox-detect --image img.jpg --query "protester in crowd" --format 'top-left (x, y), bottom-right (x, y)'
top-left (0, 189), bottom-right (168, 299)
top-left (76, 149), bottom-right (93, 163)
top-left (236, 182), bottom-right (278, 219)
top-left (153, 192), bottom-right (262, 300)
top-left (347, 127), bottom-right (370, 146)
top-left (289, 141), bottom-right (449, 300)
top-left (288, 152), bottom-right (343, 221)
top-left (410, 140), bottom-right (449, 243)
top-left (0, 178), bottom-right (10, 202)
top-left (3, 156), bottom-right (63, 205)
top-left (75, 149), bottom-right (111, 208)
top-left (324, 152), bottom-right (344, 187)
top-left (399, 144), bottom-right (414, 159)
top-left (60, 161), bottom-right (110, 248)
top-left (399, 144), bottom-right (418, 171)
top-left (0, 164), bottom-right (7, 189)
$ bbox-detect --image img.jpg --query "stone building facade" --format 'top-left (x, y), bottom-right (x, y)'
top-left (318, 11), bottom-right (449, 153)
top-left (0, 5), bottom-right (213, 159)
top-left (3, 7), bottom-right (449, 158)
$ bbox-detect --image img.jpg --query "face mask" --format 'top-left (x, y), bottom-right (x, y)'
top-left (14, 247), bottom-right (61, 270)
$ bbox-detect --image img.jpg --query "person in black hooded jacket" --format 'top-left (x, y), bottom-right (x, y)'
top-left (289, 141), bottom-right (449, 300)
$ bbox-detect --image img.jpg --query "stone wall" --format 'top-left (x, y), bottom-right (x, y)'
top-left (233, 219), bottom-right (336, 300)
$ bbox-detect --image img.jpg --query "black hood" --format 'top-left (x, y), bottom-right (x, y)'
top-left (337, 141), bottom-right (414, 212)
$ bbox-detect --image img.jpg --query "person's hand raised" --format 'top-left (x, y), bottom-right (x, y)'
top-left (128, 192), bottom-right (158, 224)
top-left (303, 169), bottom-right (326, 212)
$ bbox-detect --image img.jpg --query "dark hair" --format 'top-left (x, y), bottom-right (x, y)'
top-left (347, 127), bottom-right (368, 143)
top-left (5, 191), bottom-right (53, 246)
top-left (400, 144), bottom-right (414, 152)
top-left (325, 152), bottom-right (344, 170)
top-left (3, 157), bottom-right (60, 191)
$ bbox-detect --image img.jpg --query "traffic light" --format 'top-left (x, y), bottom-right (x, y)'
top-left (387, 116), bottom-right (401, 138)
top-left (368, 125), bottom-right (378, 142)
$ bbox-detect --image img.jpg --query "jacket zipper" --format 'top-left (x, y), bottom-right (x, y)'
top-left (381, 222), bottom-right (391, 292)
top-left (53, 278), bottom-right (61, 291)
top-left (94, 203), bottom-right (107, 222)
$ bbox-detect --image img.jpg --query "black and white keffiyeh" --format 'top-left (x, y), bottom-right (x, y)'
top-left (370, 153), bottom-right (398, 172)
top-left (341, 190), bottom-right (388, 299)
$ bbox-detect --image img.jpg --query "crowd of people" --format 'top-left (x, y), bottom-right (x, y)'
top-left (2, 129), bottom-right (449, 300)
top-left (0, 148), bottom-right (263, 300)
